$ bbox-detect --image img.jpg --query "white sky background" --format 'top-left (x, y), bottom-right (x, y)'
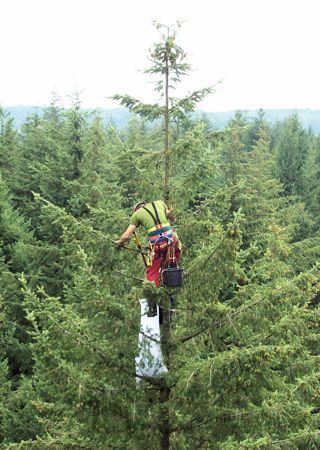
top-left (1, 0), bottom-right (319, 111)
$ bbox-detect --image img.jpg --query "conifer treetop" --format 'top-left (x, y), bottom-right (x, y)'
top-left (111, 21), bottom-right (215, 122)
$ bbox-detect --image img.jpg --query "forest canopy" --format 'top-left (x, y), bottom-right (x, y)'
top-left (0, 23), bottom-right (320, 449)
top-left (5, 105), bottom-right (320, 133)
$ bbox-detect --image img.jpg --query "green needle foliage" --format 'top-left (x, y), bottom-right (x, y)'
top-left (0, 23), bottom-right (320, 450)
top-left (112, 21), bottom-right (214, 204)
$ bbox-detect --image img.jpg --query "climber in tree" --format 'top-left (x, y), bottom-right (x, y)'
top-left (115, 200), bottom-right (181, 286)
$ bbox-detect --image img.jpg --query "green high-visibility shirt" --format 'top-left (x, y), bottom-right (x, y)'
top-left (130, 200), bottom-right (169, 232)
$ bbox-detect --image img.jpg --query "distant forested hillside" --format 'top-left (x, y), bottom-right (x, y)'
top-left (5, 105), bottom-right (320, 132)
top-left (205, 108), bottom-right (320, 132)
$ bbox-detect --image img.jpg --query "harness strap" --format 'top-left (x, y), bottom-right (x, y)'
top-left (148, 223), bottom-right (170, 234)
top-left (143, 202), bottom-right (162, 225)
top-left (143, 204), bottom-right (158, 225)
top-left (152, 202), bottom-right (161, 224)
top-left (148, 228), bottom-right (174, 243)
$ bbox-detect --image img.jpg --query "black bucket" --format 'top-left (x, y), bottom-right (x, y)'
top-left (162, 267), bottom-right (184, 288)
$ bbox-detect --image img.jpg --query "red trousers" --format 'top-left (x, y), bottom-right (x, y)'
top-left (146, 245), bottom-right (181, 287)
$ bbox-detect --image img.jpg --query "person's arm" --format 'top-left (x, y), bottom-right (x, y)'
top-left (114, 224), bottom-right (136, 246)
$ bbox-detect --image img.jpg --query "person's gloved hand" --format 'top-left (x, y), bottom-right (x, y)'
top-left (113, 239), bottom-right (124, 249)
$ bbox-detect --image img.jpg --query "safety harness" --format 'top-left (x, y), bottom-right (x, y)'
top-left (143, 203), bottom-right (174, 245)
top-left (134, 202), bottom-right (183, 290)
top-left (143, 202), bottom-right (177, 268)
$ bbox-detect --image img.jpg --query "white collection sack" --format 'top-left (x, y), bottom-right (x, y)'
top-left (135, 299), bottom-right (168, 380)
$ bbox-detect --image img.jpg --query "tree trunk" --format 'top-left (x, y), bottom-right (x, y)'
top-left (160, 36), bottom-right (172, 450)
top-left (159, 384), bottom-right (171, 450)
top-left (164, 57), bottom-right (170, 205)
top-left (159, 294), bottom-right (172, 448)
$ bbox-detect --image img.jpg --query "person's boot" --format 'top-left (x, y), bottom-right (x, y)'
top-left (147, 297), bottom-right (157, 317)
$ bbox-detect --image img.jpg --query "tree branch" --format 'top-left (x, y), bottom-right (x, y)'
top-left (109, 127), bottom-right (161, 190)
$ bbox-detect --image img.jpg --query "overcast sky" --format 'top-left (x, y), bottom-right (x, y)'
top-left (1, 0), bottom-right (319, 111)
